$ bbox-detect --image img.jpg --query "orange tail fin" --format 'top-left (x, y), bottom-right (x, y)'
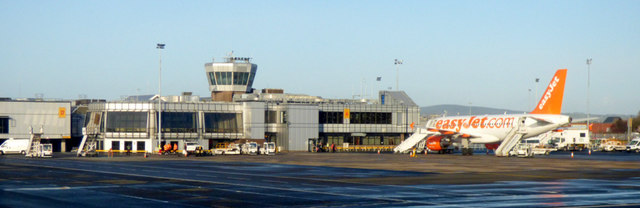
top-left (531, 69), bottom-right (567, 115)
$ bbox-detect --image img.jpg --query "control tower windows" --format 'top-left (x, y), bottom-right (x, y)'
top-left (208, 72), bottom-right (216, 85)
top-left (106, 112), bottom-right (147, 132)
top-left (233, 72), bottom-right (250, 85)
top-left (215, 72), bottom-right (232, 85)
top-left (211, 72), bottom-right (252, 86)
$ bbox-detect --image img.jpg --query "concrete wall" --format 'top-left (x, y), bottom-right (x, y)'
top-left (286, 105), bottom-right (319, 151)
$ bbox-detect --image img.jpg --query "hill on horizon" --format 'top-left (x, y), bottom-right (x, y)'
top-left (420, 104), bottom-right (633, 120)
top-left (420, 104), bottom-right (525, 116)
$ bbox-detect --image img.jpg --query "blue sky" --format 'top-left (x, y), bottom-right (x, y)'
top-left (1, 0), bottom-right (638, 115)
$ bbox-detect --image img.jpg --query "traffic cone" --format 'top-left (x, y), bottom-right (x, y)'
top-left (588, 149), bottom-right (591, 155)
top-left (571, 151), bottom-right (574, 158)
top-left (377, 149), bottom-right (380, 154)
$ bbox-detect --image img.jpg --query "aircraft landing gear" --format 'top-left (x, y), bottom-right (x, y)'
top-left (461, 139), bottom-right (473, 156)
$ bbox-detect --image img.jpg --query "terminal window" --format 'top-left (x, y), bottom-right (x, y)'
top-left (106, 112), bottom-right (147, 132)
top-left (111, 141), bottom-right (120, 150)
top-left (349, 112), bottom-right (392, 124)
top-left (137, 141), bottom-right (145, 151)
top-left (265, 111), bottom-right (277, 124)
top-left (160, 112), bottom-right (197, 133)
top-left (319, 112), bottom-right (343, 124)
top-left (0, 117), bottom-right (8, 133)
top-left (204, 113), bottom-right (243, 133)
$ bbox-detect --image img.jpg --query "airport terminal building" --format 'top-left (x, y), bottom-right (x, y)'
top-left (84, 56), bottom-right (420, 152)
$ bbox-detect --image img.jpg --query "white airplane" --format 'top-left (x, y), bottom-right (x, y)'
top-left (394, 69), bottom-right (571, 156)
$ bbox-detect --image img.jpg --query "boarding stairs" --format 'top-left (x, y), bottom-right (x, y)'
top-left (77, 127), bottom-right (99, 157)
top-left (393, 128), bottom-right (431, 153)
top-left (25, 126), bottom-right (43, 157)
top-left (494, 117), bottom-right (527, 157)
top-left (536, 131), bottom-right (554, 147)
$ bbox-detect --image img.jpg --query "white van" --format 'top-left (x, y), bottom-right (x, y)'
top-left (0, 138), bottom-right (29, 155)
top-left (626, 138), bottom-right (640, 153)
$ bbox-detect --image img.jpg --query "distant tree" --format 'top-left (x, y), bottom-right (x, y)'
top-left (610, 118), bottom-right (627, 133)
top-left (634, 111), bottom-right (640, 132)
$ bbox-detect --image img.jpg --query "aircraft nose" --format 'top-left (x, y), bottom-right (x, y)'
top-left (568, 117), bottom-right (573, 123)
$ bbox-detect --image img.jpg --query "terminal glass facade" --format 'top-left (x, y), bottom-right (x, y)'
top-left (319, 111), bottom-right (343, 124)
top-left (349, 112), bottom-right (392, 124)
top-left (204, 113), bottom-right (243, 133)
top-left (161, 112), bottom-right (197, 133)
top-left (106, 112), bottom-right (147, 132)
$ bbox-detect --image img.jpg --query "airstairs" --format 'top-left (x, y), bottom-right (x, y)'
top-left (25, 126), bottom-right (43, 157)
top-left (77, 127), bottom-right (99, 157)
top-left (494, 117), bottom-right (527, 157)
top-left (393, 128), bottom-right (431, 153)
top-left (536, 131), bottom-right (554, 146)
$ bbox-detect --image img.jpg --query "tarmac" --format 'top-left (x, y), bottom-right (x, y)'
top-left (1, 151), bottom-right (640, 207)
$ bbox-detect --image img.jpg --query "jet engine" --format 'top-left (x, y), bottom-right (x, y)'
top-left (426, 135), bottom-right (452, 153)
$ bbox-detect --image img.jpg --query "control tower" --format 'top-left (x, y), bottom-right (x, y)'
top-left (204, 55), bottom-right (257, 102)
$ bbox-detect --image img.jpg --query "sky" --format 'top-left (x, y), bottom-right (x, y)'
top-left (1, 0), bottom-right (638, 115)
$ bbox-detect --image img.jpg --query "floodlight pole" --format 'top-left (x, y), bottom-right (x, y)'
top-left (157, 43), bottom-right (165, 151)
top-left (587, 58), bottom-right (592, 137)
top-left (395, 59), bottom-right (403, 91)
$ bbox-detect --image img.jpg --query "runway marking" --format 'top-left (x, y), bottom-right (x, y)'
top-left (114, 192), bottom-right (170, 204)
top-left (4, 185), bottom-right (119, 191)
top-left (6, 161), bottom-right (433, 206)
top-left (262, 179), bottom-right (288, 184)
top-left (345, 187), bottom-right (380, 192)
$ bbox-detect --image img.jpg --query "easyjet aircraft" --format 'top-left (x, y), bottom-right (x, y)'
top-left (395, 69), bottom-right (571, 156)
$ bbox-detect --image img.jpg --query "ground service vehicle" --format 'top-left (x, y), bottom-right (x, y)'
top-left (510, 143), bottom-right (534, 157)
top-left (0, 138), bottom-right (29, 155)
top-left (261, 142), bottom-right (276, 155)
top-left (242, 142), bottom-right (259, 155)
top-left (626, 138), bottom-right (640, 153)
top-left (601, 139), bottom-right (627, 152)
top-left (550, 128), bottom-right (590, 151)
top-left (40, 144), bottom-right (53, 157)
top-left (215, 143), bottom-right (241, 155)
top-left (185, 142), bottom-right (207, 156)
